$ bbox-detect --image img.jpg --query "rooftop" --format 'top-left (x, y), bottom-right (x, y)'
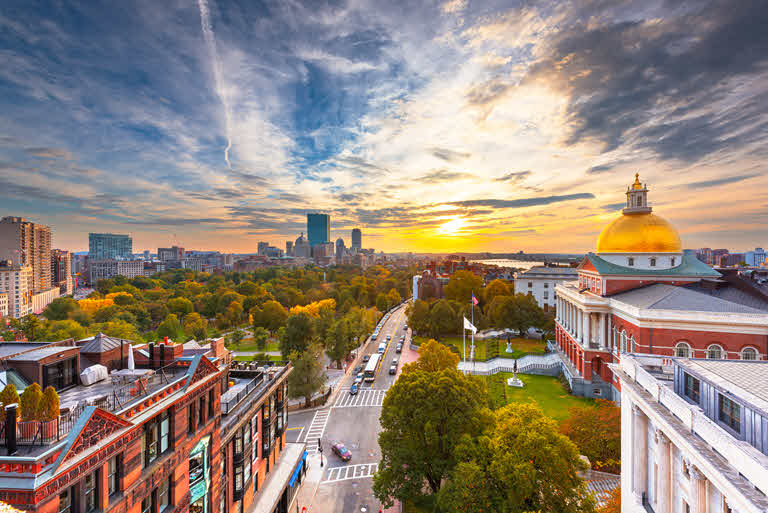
top-left (8, 346), bottom-right (75, 362)
top-left (610, 283), bottom-right (768, 314)
top-left (0, 343), bottom-right (48, 359)
top-left (516, 266), bottom-right (578, 277)
top-left (679, 359), bottom-right (768, 416)
top-left (77, 333), bottom-right (130, 353)
top-left (582, 251), bottom-right (720, 277)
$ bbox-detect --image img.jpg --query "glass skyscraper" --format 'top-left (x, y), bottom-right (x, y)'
top-left (351, 228), bottom-right (362, 250)
top-left (89, 233), bottom-right (133, 260)
top-left (307, 213), bottom-right (330, 247)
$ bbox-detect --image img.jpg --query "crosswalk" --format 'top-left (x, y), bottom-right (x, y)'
top-left (323, 463), bottom-right (378, 483)
top-left (333, 388), bottom-right (387, 408)
top-left (303, 409), bottom-right (330, 453)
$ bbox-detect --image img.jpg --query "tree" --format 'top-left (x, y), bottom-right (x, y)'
top-left (408, 339), bottom-right (459, 373)
top-left (20, 383), bottom-right (43, 421)
top-left (560, 399), bottom-right (621, 473)
top-left (39, 386), bottom-right (60, 421)
top-left (0, 384), bottom-right (20, 421)
top-left (252, 327), bottom-right (269, 350)
top-left (427, 300), bottom-right (455, 338)
top-left (279, 312), bottom-right (315, 357)
top-left (437, 403), bottom-right (596, 513)
top-left (375, 293), bottom-right (389, 313)
top-left (286, 344), bottom-right (327, 407)
top-left (325, 318), bottom-right (352, 368)
top-left (373, 364), bottom-right (490, 507)
top-left (183, 312), bottom-right (208, 340)
top-left (406, 300), bottom-right (431, 335)
top-left (90, 320), bottom-right (142, 341)
top-left (43, 297), bottom-right (80, 321)
top-left (44, 320), bottom-right (87, 342)
top-left (488, 294), bottom-right (546, 336)
top-left (157, 314), bottom-right (182, 341)
top-left (386, 288), bottom-right (401, 309)
top-left (444, 270), bottom-right (483, 303)
top-left (167, 297), bottom-right (194, 319)
top-left (598, 486), bottom-right (620, 513)
top-left (483, 279), bottom-right (511, 307)
top-left (260, 300), bottom-right (288, 332)
top-left (20, 315), bottom-right (44, 340)
top-left (228, 329), bottom-right (245, 347)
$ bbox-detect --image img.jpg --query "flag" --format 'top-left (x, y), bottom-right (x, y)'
top-left (472, 293), bottom-right (478, 305)
top-left (463, 316), bottom-right (477, 334)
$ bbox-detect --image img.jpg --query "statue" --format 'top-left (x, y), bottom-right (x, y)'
top-left (507, 358), bottom-right (524, 388)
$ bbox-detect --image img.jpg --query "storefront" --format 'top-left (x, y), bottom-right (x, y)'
top-left (190, 436), bottom-right (211, 513)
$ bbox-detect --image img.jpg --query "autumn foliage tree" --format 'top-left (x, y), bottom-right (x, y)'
top-left (559, 399), bottom-right (621, 473)
top-left (598, 486), bottom-right (620, 513)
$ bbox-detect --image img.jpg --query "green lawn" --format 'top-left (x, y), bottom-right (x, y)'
top-left (233, 354), bottom-right (283, 362)
top-left (490, 373), bottom-right (595, 422)
top-left (226, 337), bottom-right (280, 353)
top-left (413, 335), bottom-right (547, 361)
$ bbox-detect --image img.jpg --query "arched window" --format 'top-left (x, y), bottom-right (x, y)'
top-left (706, 344), bottom-right (723, 359)
top-left (620, 330), bottom-right (627, 353)
top-left (675, 342), bottom-right (691, 358)
top-left (630, 335), bottom-right (636, 352)
top-left (741, 347), bottom-right (758, 360)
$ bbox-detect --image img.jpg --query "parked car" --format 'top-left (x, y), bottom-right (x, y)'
top-left (389, 364), bottom-right (397, 375)
top-left (363, 354), bottom-right (371, 362)
top-left (396, 343), bottom-right (402, 353)
top-left (386, 334), bottom-right (391, 340)
top-left (350, 384), bottom-right (358, 395)
top-left (332, 442), bottom-right (352, 462)
top-left (392, 357), bottom-right (399, 366)
top-left (372, 334), bottom-right (377, 341)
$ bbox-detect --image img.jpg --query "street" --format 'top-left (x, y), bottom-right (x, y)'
top-left (286, 303), bottom-right (412, 513)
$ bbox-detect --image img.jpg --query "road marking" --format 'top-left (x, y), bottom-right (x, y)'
top-left (304, 409), bottom-right (331, 453)
top-left (285, 427), bottom-right (302, 430)
top-left (332, 388), bottom-right (388, 408)
top-left (322, 463), bottom-right (379, 483)
top-left (374, 306), bottom-right (406, 381)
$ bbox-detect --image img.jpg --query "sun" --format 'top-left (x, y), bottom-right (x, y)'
top-left (438, 217), bottom-right (465, 236)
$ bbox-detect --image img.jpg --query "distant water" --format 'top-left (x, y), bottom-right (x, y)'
top-left (471, 259), bottom-right (545, 270)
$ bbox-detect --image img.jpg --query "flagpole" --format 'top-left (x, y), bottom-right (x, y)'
top-left (471, 291), bottom-right (474, 366)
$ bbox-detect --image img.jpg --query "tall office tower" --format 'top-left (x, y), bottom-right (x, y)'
top-left (51, 249), bottom-right (73, 295)
top-left (307, 213), bottom-right (330, 247)
top-left (89, 233), bottom-right (133, 260)
top-left (351, 228), bottom-right (362, 251)
top-left (257, 242), bottom-right (269, 255)
top-left (143, 250), bottom-right (151, 261)
top-left (336, 238), bottom-right (345, 259)
top-left (286, 241), bottom-right (293, 256)
top-left (0, 216), bottom-right (52, 292)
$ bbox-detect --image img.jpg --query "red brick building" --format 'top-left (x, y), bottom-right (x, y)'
top-left (553, 175), bottom-right (768, 401)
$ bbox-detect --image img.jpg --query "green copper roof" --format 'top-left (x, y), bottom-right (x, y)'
top-left (582, 251), bottom-right (721, 277)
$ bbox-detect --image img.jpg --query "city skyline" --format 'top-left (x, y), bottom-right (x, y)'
top-left (1, 1), bottom-right (767, 253)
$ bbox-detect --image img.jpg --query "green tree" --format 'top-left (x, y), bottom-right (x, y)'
top-left (325, 318), bottom-right (352, 368)
top-left (286, 344), bottom-right (327, 407)
top-left (259, 300), bottom-right (288, 332)
top-left (560, 399), bottom-right (621, 473)
top-left (373, 359), bottom-right (490, 506)
top-left (112, 293), bottom-right (136, 306)
top-left (90, 320), bottom-right (142, 341)
top-left (44, 320), bottom-right (88, 342)
top-left (43, 297), bottom-right (80, 320)
top-left (228, 329), bottom-right (245, 347)
top-left (406, 299), bottom-right (431, 335)
top-left (20, 383), bottom-right (43, 421)
top-left (39, 386), bottom-right (60, 421)
top-left (157, 314), bottom-right (182, 341)
top-left (167, 297), bottom-right (194, 319)
top-left (408, 339), bottom-right (460, 373)
top-left (93, 305), bottom-right (123, 323)
top-left (386, 288), bottom-right (401, 309)
top-left (375, 293), bottom-right (389, 313)
top-left (483, 279), bottom-right (511, 307)
top-left (0, 384), bottom-right (20, 421)
top-left (183, 312), bottom-right (208, 340)
top-left (252, 327), bottom-right (269, 350)
top-left (427, 300), bottom-right (455, 338)
top-left (444, 270), bottom-right (483, 303)
top-left (279, 312), bottom-right (315, 357)
top-left (20, 315), bottom-right (44, 340)
top-left (437, 403), bottom-right (595, 513)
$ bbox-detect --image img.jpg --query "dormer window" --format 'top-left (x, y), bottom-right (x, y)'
top-left (650, 258), bottom-right (656, 267)
top-left (627, 257), bottom-right (634, 266)
top-left (671, 257), bottom-right (676, 266)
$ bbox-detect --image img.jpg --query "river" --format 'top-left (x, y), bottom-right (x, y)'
top-left (470, 259), bottom-right (545, 270)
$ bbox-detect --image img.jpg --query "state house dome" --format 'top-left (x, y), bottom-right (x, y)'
top-left (596, 174), bottom-right (682, 254)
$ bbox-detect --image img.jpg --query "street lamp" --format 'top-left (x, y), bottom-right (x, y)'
top-left (318, 437), bottom-right (323, 467)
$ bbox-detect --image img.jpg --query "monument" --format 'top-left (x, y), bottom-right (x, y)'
top-left (507, 359), bottom-right (524, 387)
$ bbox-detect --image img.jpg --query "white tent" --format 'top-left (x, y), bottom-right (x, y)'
top-left (127, 345), bottom-right (135, 370)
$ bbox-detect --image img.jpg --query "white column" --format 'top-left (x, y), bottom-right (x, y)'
top-left (633, 404), bottom-right (648, 501)
top-left (655, 429), bottom-right (671, 513)
top-left (584, 311), bottom-right (591, 347)
top-left (599, 313), bottom-right (607, 349)
top-left (689, 466), bottom-right (707, 513)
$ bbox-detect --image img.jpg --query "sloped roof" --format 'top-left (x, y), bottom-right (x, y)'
top-left (78, 332), bottom-right (128, 353)
top-left (582, 251), bottom-right (720, 278)
top-left (612, 283), bottom-right (767, 314)
top-left (680, 359), bottom-right (768, 416)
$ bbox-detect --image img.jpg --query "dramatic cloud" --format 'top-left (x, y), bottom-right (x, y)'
top-left (446, 193), bottom-right (595, 209)
top-left (495, 171), bottom-right (532, 183)
top-left (686, 173), bottom-right (760, 189)
top-left (416, 169), bottom-right (476, 184)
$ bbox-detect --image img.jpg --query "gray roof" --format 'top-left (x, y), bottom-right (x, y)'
top-left (0, 342), bottom-right (48, 359)
top-left (680, 359), bottom-right (768, 414)
top-left (78, 332), bottom-right (128, 353)
top-left (583, 250), bottom-right (720, 278)
top-left (611, 283), bottom-right (768, 314)
top-left (9, 346), bottom-right (76, 361)
top-left (516, 266), bottom-right (578, 277)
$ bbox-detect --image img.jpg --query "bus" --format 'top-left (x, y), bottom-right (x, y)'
top-left (378, 342), bottom-right (387, 354)
top-left (363, 353), bottom-right (381, 382)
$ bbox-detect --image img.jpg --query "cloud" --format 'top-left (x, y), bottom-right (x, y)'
top-left (441, 0), bottom-right (467, 14)
top-left (446, 193), bottom-right (595, 209)
top-left (431, 147), bottom-right (471, 162)
top-left (685, 173), bottom-right (760, 189)
top-left (415, 169), bottom-right (476, 183)
top-left (602, 202), bottom-right (626, 211)
top-left (587, 164), bottom-right (618, 175)
top-left (495, 171), bottom-right (532, 183)
top-left (24, 147), bottom-right (74, 159)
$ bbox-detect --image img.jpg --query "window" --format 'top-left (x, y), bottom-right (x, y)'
top-left (630, 335), bottom-right (635, 352)
top-left (675, 342), bottom-right (691, 358)
top-left (145, 411), bottom-right (170, 466)
top-left (199, 396), bottom-right (205, 426)
top-left (188, 403), bottom-right (195, 433)
top-left (59, 489), bottom-right (71, 513)
top-left (741, 347), bottom-right (758, 360)
top-left (234, 428), bottom-right (243, 455)
top-left (671, 257), bottom-right (676, 266)
top-left (628, 257), bottom-right (634, 266)
top-left (208, 389), bottom-right (214, 419)
top-left (707, 344), bottom-right (723, 359)
top-left (108, 455), bottom-right (121, 496)
top-left (141, 495), bottom-right (152, 513)
top-left (650, 258), bottom-right (656, 267)
top-left (160, 412), bottom-right (170, 453)
top-left (544, 283), bottom-right (548, 288)
top-left (543, 291), bottom-right (549, 299)
top-left (158, 477), bottom-right (171, 512)
top-left (620, 331), bottom-right (627, 353)
top-left (684, 373), bottom-right (700, 403)
top-left (244, 454), bottom-right (251, 484)
top-left (718, 394), bottom-right (741, 433)
top-left (528, 282), bottom-right (532, 288)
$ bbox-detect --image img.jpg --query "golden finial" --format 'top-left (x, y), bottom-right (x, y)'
top-left (632, 172), bottom-right (643, 190)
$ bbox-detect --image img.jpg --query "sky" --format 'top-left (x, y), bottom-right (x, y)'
top-left (1, 0), bottom-right (767, 254)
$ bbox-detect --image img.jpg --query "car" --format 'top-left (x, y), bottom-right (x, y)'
top-left (386, 334), bottom-right (391, 340)
top-left (363, 354), bottom-right (370, 362)
top-left (392, 357), bottom-right (399, 366)
top-left (350, 384), bottom-right (358, 395)
top-left (354, 373), bottom-right (364, 385)
top-left (354, 364), bottom-right (363, 374)
top-left (389, 364), bottom-right (397, 375)
top-left (332, 442), bottom-right (352, 462)
top-left (396, 343), bottom-right (402, 353)
top-left (371, 334), bottom-right (377, 341)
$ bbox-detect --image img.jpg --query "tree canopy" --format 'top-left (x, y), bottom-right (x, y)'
top-left (286, 344), bottom-right (327, 407)
top-left (444, 270), bottom-right (484, 303)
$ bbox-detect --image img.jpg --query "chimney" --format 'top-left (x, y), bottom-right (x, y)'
top-left (159, 342), bottom-right (165, 368)
top-left (149, 342), bottom-right (155, 368)
top-left (164, 336), bottom-right (169, 344)
top-left (120, 341), bottom-right (125, 370)
top-left (5, 404), bottom-right (17, 456)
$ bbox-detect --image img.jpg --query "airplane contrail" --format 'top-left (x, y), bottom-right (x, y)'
top-left (197, 0), bottom-right (232, 168)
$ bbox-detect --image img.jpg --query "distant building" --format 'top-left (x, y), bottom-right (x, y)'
top-left (0, 216), bottom-right (52, 292)
top-left (285, 240), bottom-right (293, 256)
top-left (88, 259), bottom-right (144, 284)
top-left (335, 238), bottom-right (346, 261)
top-left (293, 233), bottom-right (311, 258)
top-left (51, 249), bottom-right (73, 296)
top-left (32, 286), bottom-right (60, 314)
top-left (613, 354), bottom-right (768, 513)
top-left (0, 261), bottom-right (33, 318)
top-left (89, 233), bottom-right (132, 260)
top-left (0, 292), bottom-right (8, 319)
top-left (158, 246), bottom-right (185, 261)
top-left (307, 213), bottom-right (330, 247)
top-left (351, 228), bottom-right (362, 251)
top-left (143, 249), bottom-right (151, 260)
top-left (514, 266), bottom-right (578, 312)
top-left (719, 253), bottom-right (744, 267)
top-left (257, 241), bottom-right (269, 255)
top-left (745, 248), bottom-right (766, 267)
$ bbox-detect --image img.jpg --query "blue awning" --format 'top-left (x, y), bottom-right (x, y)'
top-left (288, 452), bottom-right (307, 488)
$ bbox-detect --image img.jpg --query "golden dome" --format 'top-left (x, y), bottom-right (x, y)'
top-left (597, 212), bottom-right (682, 253)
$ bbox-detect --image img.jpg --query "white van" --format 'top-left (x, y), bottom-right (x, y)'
top-left (378, 342), bottom-right (387, 354)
